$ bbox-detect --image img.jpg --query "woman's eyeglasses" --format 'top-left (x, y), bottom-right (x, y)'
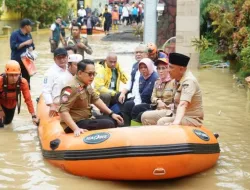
top-left (83, 71), bottom-right (97, 77)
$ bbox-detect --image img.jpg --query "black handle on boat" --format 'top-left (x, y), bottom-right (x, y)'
top-left (50, 139), bottom-right (61, 150)
top-left (214, 133), bottom-right (219, 139)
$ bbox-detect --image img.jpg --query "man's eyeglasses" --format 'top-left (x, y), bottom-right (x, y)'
top-left (135, 51), bottom-right (144, 54)
top-left (83, 71), bottom-right (97, 77)
top-left (148, 48), bottom-right (154, 54)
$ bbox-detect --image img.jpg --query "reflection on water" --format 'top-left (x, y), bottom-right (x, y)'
top-left (0, 32), bottom-right (250, 189)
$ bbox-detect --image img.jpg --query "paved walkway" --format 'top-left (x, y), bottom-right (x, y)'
top-left (102, 24), bottom-right (143, 42)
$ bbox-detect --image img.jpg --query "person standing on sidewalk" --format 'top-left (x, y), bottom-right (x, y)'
top-left (0, 61), bottom-right (38, 128)
top-left (112, 6), bottom-right (119, 31)
top-left (85, 12), bottom-right (96, 35)
top-left (77, 5), bottom-right (86, 26)
top-left (49, 16), bottom-right (66, 53)
top-left (103, 8), bottom-right (112, 35)
top-left (10, 18), bottom-right (35, 88)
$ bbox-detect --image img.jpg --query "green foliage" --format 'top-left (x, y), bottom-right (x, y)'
top-left (203, 0), bottom-right (250, 71)
top-left (191, 36), bottom-right (212, 52)
top-left (132, 23), bottom-right (144, 40)
top-left (0, 0), bottom-right (3, 19)
top-left (239, 38), bottom-right (250, 76)
top-left (5, 0), bottom-right (68, 25)
top-left (200, 45), bottom-right (223, 64)
top-left (200, 0), bottom-right (217, 35)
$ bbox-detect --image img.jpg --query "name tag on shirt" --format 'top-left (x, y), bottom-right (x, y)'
top-left (111, 81), bottom-right (115, 88)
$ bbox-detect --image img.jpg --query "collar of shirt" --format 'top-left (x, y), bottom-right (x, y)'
top-left (53, 63), bottom-right (66, 72)
top-left (179, 70), bottom-right (191, 84)
top-left (75, 75), bottom-right (85, 87)
top-left (18, 29), bottom-right (28, 36)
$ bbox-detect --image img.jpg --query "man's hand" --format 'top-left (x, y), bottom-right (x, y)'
top-left (25, 39), bottom-right (33, 46)
top-left (32, 116), bottom-right (39, 126)
top-left (74, 128), bottom-right (88, 137)
top-left (112, 114), bottom-right (124, 126)
top-left (77, 42), bottom-right (87, 49)
top-left (0, 110), bottom-right (5, 119)
top-left (164, 121), bottom-right (180, 126)
top-left (118, 93), bottom-right (126, 104)
top-left (50, 39), bottom-right (55, 44)
top-left (49, 104), bottom-right (58, 117)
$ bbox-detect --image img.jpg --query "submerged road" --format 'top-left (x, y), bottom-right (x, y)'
top-left (0, 31), bottom-right (250, 189)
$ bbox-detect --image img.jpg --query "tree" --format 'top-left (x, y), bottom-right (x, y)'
top-left (5, 0), bottom-right (68, 25)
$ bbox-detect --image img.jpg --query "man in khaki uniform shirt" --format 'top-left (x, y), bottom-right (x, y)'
top-left (157, 53), bottom-right (204, 127)
top-left (58, 59), bottom-right (123, 137)
top-left (66, 23), bottom-right (93, 58)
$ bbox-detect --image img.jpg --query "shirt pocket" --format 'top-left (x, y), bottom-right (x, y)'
top-left (163, 89), bottom-right (174, 103)
top-left (75, 93), bottom-right (89, 108)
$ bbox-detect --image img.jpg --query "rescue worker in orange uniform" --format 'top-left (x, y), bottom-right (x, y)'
top-left (0, 60), bottom-right (38, 127)
top-left (147, 42), bottom-right (167, 62)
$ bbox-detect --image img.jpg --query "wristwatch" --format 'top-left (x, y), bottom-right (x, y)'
top-left (32, 115), bottom-right (37, 119)
top-left (109, 111), bottom-right (114, 117)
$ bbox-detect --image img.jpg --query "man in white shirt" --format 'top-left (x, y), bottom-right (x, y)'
top-left (53, 54), bottom-right (83, 104)
top-left (118, 44), bottom-right (148, 105)
top-left (122, 4), bottom-right (129, 25)
top-left (77, 5), bottom-right (86, 25)
top-left (42, 48), bottom-right (67, 117)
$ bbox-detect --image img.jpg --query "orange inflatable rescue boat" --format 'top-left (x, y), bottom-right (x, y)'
top-left (81, 26), bottom-right (105, 34)
top-left (37, 96), bottom-right (220, 180)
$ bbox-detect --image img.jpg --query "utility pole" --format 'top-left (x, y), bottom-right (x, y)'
top-left (143, 0), bottom-right (157, 44)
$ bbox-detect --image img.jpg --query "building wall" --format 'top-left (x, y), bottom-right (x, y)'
top-left (176, 0), bottom-right (200, 68)
top-left (91, 0), bottom-right (108, 13)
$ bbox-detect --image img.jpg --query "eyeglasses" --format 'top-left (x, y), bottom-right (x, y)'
top-left (135, 51), bottom-right (144, 54)
top-left (156, 67), bottom-right (167, 71)
top-left (83, 71), bottom-right (97, 77)
top-left (148, 48), bottom-right (155, 54)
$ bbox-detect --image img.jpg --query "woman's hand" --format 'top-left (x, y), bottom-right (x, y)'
top-left (157, 100), bottom-right (167, 110)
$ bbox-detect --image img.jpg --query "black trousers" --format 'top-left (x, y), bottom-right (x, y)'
top-left (104, 22), bottom-right (111, 32)
top-left (0, 105), bottom-right (16, 127)
top-left (18, 59), bottom-right (30, 89)
top-left (123, 100), bottom-right (135, 126)
top-left (87, 28), bottom-right (93, 35)
top-left (131, 103), bottom-right (151, 122)
top-left (64, 115), bottom-right (116, 133)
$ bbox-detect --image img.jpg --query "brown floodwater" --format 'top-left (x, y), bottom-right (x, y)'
top-left (0, 32), bottom-right (250, 190)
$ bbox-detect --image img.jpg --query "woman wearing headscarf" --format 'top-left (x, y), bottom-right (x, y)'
top-left (121, 58), bottom-right (158, 126)
top-left (132, 58), bottom-right (175, 125)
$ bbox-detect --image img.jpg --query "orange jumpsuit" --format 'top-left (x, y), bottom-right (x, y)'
top-left (0, 75), bottom-right (35, 114)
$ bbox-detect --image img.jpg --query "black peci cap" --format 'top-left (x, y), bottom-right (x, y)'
top-left (169, 53), bottom-right (190, 67)
top-left (54, 48), bottom-right (68, 57)
top-left (20, 19), bottom-right (35, 28)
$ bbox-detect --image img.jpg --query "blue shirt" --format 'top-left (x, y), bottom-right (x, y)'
top-left (10, 29), bottom-right (35, 62)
